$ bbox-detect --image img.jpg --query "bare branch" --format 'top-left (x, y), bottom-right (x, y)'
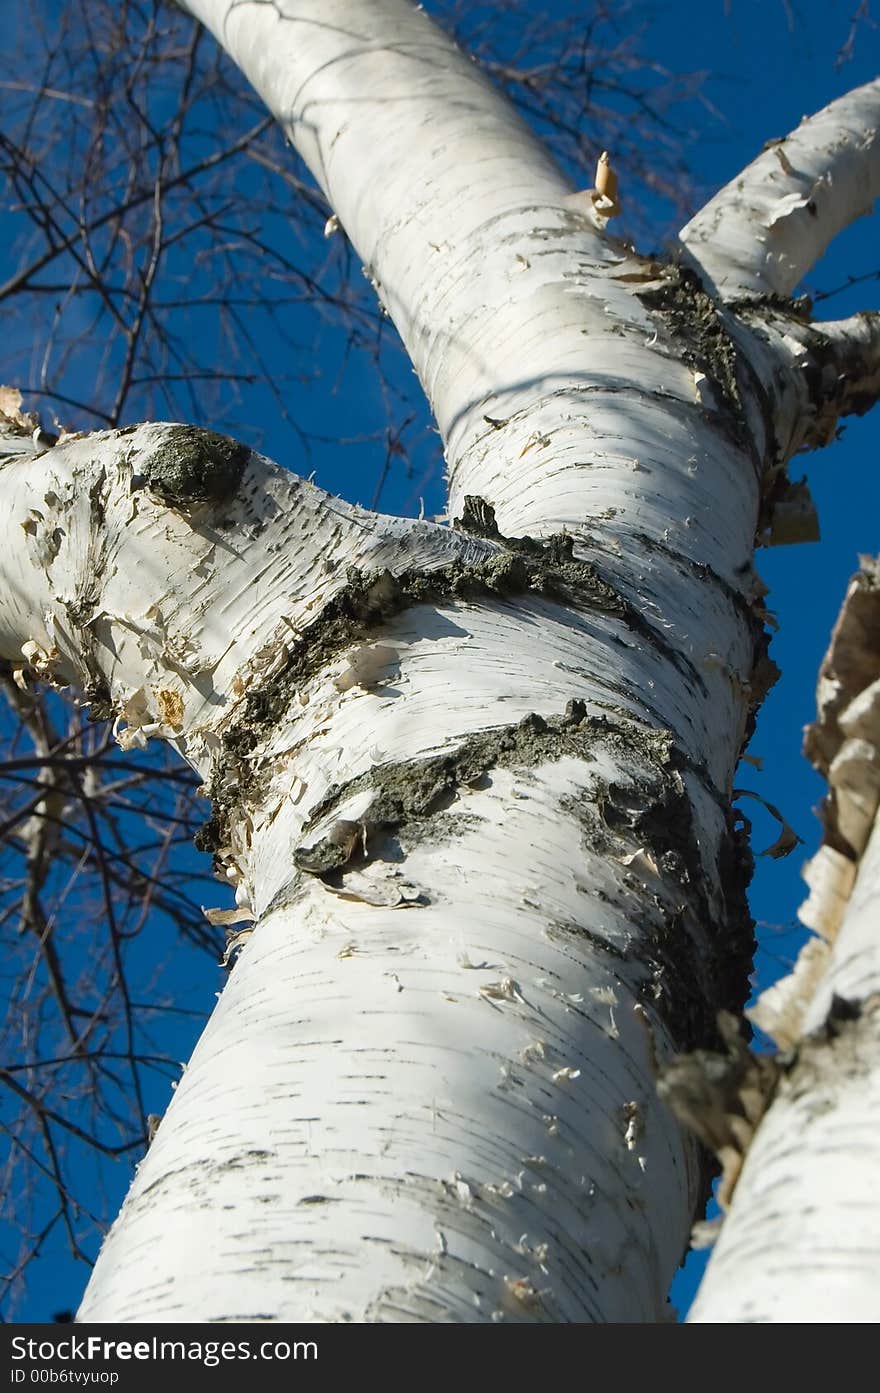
top-left (680, 78), bottom-right (880, 301)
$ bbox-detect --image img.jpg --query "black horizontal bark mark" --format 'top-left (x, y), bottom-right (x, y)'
top-left (196, 540), bottom-right (706, 855)
top-left (293, 703), bottom-right (670, 861)
top-left (237, 545), bottom-right (704, 742)
top-left (295, 701), bottom-right (730, 850)
top-left (454, 496), bottom-right (708, 691)
top-left (289, 703), bottom-right (754, 1049)
top-left (629, 530), bottom-right (756, 626)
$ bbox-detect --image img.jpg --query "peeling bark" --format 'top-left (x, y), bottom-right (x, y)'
top-left (680, 79), bottom-right (880, 301)
top-left (690, 559), bottom-right (880, 1322)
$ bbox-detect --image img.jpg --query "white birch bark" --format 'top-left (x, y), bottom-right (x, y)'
top-left (680, 78), bottom-right (880, 301)
top-left (689, 561), bottom-right (880, 1323)
top-left (1, 0), bottom-right (879, 1323)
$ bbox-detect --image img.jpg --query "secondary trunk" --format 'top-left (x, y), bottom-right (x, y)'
top-left (689, 559), bottom-right (880, 1322)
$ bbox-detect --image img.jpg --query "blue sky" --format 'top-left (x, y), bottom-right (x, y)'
top-left (1, 0), bottom-right (878, 1323)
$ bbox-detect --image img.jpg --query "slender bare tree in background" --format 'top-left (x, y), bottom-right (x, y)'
top-left (1, 0), bottom-right (878, 1323)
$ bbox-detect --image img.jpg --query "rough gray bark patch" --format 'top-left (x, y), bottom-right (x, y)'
top-left (144, 426), bottom-right (250, 505)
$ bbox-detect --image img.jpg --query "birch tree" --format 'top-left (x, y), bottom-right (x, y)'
top-left (1, 0), bottom-right (879, 1323)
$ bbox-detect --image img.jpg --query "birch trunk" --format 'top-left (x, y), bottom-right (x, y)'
top-left (1, 0), bottom-right (879, 1323)
top-left (689, 560), bottom-right (880, 1322)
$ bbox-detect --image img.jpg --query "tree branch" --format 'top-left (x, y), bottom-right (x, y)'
top-left (680, 78), bottom-right (880, 301)
top-left (732, 305), bottom-right (880, 474)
